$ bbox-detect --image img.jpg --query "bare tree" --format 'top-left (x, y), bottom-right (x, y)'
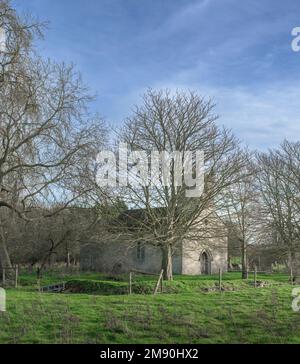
top-left (219, 155), bottom-right (259, 278)
top-left (0, 2), bottom-right (107, 271)
top-left (256, 140), bottom-right (300, 281)
top-left (0, 0), bottom-right (43, 84)
top-left (109, 89), bottom-right (247, 280)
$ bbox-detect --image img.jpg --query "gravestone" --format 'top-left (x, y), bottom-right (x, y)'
top-left (0, 287), bottom-right (5, 312)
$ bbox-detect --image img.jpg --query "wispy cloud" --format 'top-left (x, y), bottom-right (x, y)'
top-left (13, 0), bottom-right (300, 150)
top-left (150, 78), bottom-right (300, 149)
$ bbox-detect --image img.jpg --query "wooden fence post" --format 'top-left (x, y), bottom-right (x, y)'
top-left (15, 265), bottom-right (19, 288)
top-left (129, 272), bottom-right (132, 295)
top-left (219, 268), bottom-right (222, 292)
top-left (154, 270), bottom-right (164, 295)
top-left (254, 267), bottom-right (257, 288)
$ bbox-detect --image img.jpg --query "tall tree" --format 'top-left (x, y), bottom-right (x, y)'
top-left (0, 1), bottom-right (106, 270)
top-left (220, 156), bottom-right (258, 278)
top-left (256, 140), bottom-right (300, 281)
top-left (115, 89), bottom-right (247, 280)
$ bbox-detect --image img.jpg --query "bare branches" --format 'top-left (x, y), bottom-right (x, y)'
top-left (256, 140), bottom-right (300, 277)
top-left (113, 89), bottom-right (246, 279)
top-left (0, 1), bottom-right (108, 269)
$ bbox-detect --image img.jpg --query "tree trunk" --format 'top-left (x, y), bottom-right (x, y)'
top-left (241, 239), bottom-right (248, 279)
top-left (0, 234), bottom-right (12, 270)
top-left (290, 250), bottom-right (300, 283)
top-left (162, 244), bottom-right (173, 281)
top-left (228, 256), bottom-right (232, 270)
top-left (0, 233), bottom-right (13, 281)
top-left (66, 252), bottom-right (71, 268)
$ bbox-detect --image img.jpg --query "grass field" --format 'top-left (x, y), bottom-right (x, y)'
top-left (0, 271), bottom-right (300, 344)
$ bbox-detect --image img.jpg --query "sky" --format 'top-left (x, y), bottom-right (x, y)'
top-left (12, 0), bottom-right (300, 150)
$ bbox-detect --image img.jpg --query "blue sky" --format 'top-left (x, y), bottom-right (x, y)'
top-left (13, 0), bottom-right (300, 149)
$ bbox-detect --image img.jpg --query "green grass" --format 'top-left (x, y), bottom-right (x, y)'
top-left (0, 271), bottom-right (299, 343)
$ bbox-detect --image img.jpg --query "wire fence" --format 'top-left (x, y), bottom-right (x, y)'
top-left (128, 269), bottom-right (164, 295)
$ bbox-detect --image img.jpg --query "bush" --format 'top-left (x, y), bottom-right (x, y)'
top-left (65, 280), bottom-right (129, 295)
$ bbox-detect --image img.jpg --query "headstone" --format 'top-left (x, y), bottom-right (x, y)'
top-left (0, 287), bottom-right (5, 312)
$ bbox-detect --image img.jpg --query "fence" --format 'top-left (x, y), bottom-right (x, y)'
top-left (128, 269), bottom-right (164, 295)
